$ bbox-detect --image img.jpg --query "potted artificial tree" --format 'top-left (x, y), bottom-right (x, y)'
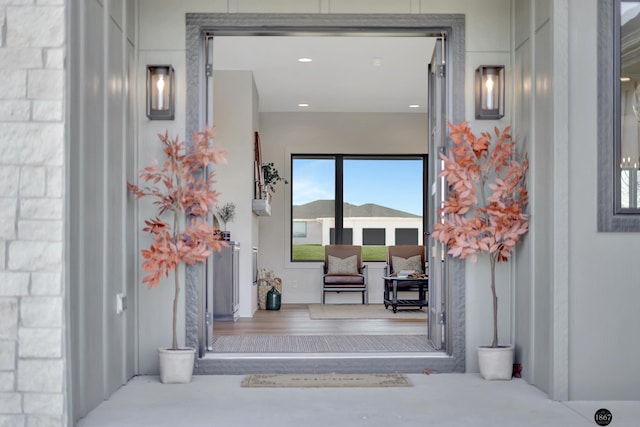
top-left (433, 121), bottom-right (529, 380)
top-left (128, 126), bottom-right (227, 384)
top-left (215, 202), bottom-right (236, 241)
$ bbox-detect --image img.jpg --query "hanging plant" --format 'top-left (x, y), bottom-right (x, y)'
top-left (262, 162), bottom-right (288, 196)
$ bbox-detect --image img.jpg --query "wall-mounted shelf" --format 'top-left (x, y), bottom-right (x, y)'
top-left (252, 199), bottom-right (271, 216)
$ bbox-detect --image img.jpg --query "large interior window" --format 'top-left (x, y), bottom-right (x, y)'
top-left (291, 155), bottom-right (426, 261)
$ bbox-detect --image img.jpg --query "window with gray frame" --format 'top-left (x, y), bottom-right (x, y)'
top-left (598, 0), bottom-right (640, 230)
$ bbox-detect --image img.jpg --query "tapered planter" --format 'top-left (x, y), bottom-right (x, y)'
top-left (252, 198), bottom-right (271, 216)
top-left (158, 347), bottom-right (196, 384)
top-left (477, 345), bottom-right (514, 380)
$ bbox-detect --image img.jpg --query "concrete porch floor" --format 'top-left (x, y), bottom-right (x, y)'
top-left (77, 373), bottom-right (640, 427)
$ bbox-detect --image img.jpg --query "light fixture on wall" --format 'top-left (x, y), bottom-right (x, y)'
top-left (475, 65), bottom-right (504, 120)
top-left (146, 65), bottom-right (175, 120)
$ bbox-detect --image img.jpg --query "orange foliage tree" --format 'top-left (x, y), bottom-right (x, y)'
top-left (433, 122), bottom-right (529, 348)
top-left (128, 126), bottom-right (227, 350)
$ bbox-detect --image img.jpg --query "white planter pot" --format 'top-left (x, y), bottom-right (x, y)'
top-left (252, 198), bottom-right (271, 216)
top-left (158, 347), bottom-right (196, 384)
top-left (477, 345), bottom-right (514, 380)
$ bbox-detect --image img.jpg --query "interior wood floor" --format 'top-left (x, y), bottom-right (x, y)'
top-left (213, 304), bottom-right (427, 336)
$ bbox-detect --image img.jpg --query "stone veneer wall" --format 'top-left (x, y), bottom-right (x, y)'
top-left (0, 1), bottom-right (66, 426)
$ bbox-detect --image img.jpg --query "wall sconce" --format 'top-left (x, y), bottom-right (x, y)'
top-left (475, 65), bottom-right (505, 120)
top-left (146, 65), bottom-right (175, 120)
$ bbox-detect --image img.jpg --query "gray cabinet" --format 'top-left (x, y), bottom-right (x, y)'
top-left (212, 241), bottom-right (239, 321)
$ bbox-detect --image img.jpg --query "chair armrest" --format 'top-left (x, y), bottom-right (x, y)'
top-left (360, 264), bottom-right (368, 284)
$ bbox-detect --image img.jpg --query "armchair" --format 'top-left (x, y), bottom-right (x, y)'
top-left (384, 245), bottom-right (428, 293)
top-left (385, 245), bottom-right (427, 277)
top-left (383, 245), bottom-right (428, 312)
top-left (322, 245), bottom-right (368, 304)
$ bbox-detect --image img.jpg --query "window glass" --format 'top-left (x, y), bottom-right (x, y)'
top-left (292, 158), bottom-right (334, 261)
top-left (362, 228), bottom-right (385, 245)
top-left (292, 156), bottom-right (424, 261)
top-left (292, 221), bottom-right (307, 238)
top-left (619, 1), bottom-right (640, 210)
top-left (344, 158), bottom-right (423, 261)
top-left (395, 228), bottom-right (419, 245)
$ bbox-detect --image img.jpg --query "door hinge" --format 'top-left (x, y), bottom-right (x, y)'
top-left (206, 64), bottom-right (213, 77)
top-left (437, 64), bottom-right (446, 78)
top-left (206, 311), bottom-right (213, 325)
top-left (438, 312), bottom-right (446, 325)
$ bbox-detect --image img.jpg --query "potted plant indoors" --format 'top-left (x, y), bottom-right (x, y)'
top-left (253, 162), bottom-right (287, 216)
top-left (432, 121), bottom-right (529, 380)
top-left (215, 202), bottom-right (236, 241)
top-left (128, 126), bottom-right (227, 383)
top-left (261, 162), bottom-right (288, 198)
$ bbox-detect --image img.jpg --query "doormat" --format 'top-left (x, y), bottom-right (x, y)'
top-left (308, 304), bottom-right (427, 320)
top-left (212, 334), bottom-right (434, 353)
top-left (241, 373), bottom-right (412, 388)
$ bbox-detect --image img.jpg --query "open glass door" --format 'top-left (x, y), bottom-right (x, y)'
top-left (427, 36), bottom-right (447, 350)
top-left (203, 35), bottom-right (215, 352)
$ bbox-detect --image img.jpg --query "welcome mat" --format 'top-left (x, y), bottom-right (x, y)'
top-left (308, 304), bottom-right (427, 320)
top-left (241, 373), bottom-right (412, 388)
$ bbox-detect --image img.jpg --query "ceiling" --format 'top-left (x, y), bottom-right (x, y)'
top-left (212, 36), bottom-right (436, 113)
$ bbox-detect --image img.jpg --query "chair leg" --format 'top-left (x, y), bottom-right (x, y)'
top-left (322, 289), bottom-right (325, 304)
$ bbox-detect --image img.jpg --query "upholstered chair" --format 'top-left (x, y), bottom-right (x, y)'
top-left (322, 245), bottom-right (368, 304)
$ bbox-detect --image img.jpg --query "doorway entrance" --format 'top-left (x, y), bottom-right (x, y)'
top-left (185, 13), bottom-right (466, 374)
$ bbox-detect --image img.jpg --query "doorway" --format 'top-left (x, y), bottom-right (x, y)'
top-left (185, 13), bottom-right (466, 374)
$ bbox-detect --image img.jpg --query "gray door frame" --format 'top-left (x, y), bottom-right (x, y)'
top-left (185, 13), bottom-right (466, 374)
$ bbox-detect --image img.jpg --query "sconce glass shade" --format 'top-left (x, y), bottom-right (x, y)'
top-left (146, 65), bottom-right (175, 120)
top-left (475, 65), bottom-right (505, 120)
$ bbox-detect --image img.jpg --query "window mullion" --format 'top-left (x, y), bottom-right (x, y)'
top-left (335, 155), bottom-right (344, 243)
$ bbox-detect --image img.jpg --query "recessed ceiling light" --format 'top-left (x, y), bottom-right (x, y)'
top-left (373, 58), bottom-right (383, 67)
top-left (408, 104), bottom-right (420, 108)
top-left (298, 103), bottom-right (309, 107)
top-left (298, 58), bottom-right (312, 63)
top-left (621, 77), bottom-right (631, 82)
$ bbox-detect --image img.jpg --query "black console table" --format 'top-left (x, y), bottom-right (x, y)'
top-left (382, 275), bottom-right (428, 313)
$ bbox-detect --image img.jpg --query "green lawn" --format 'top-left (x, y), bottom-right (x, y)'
top-left (292, 244), bottom-right (387, 262)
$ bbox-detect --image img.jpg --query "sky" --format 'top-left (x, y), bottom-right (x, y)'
top-left (292, 158), bottom-right (424, 215)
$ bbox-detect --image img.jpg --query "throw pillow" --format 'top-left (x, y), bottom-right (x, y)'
top-left (327, 255), bottom-right (358, 274)
top-left (392, 255), bottom-right (423, 274)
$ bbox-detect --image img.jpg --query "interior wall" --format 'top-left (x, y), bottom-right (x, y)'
top-left (68, 0), bottom-right (137, 421)
top-left (212, 70), bottom-right (259, 318)
top-left (568, 0), bottom-right (640, 400)
top-left (258, 112), bottom-right (428, 305)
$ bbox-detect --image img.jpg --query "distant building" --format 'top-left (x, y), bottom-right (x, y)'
top-left (292, 200), bottom-right (423, 246)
